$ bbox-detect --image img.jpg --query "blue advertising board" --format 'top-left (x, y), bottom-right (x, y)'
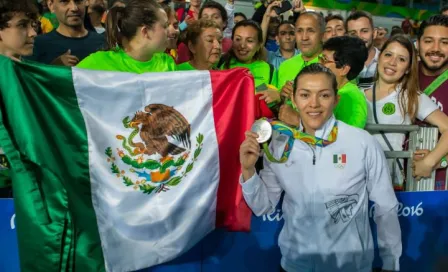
top-left (1, 192), bottom-right (448, 271)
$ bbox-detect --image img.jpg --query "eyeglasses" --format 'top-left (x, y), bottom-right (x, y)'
top-left (318, 55), bottom-right (336, 65)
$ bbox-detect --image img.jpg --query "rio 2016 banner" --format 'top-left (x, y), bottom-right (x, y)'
top-left (1, 192), bottom-right (448, 271)
top-left (303, 0), bottom-right (436, 20)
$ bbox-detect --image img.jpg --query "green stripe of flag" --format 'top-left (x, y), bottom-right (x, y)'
top-left (333, 154), bottom-right (338, 164)
top-left (0, 56), bottom-right (104, 271)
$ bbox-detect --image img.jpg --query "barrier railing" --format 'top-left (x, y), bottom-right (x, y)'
top-left (365, 124), bottom-right (442, 192)
top-left (1, 126), bottom-right (446, 192)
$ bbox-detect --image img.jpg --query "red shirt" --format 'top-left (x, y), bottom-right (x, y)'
top-left (419, 65), bottom-right (448, 190)
top-left (402, 19), bottom-right (411, 34)
top-left (176, 8), bottom-right (197, 22)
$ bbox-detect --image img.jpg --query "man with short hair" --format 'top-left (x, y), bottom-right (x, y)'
top-left (416, 15), bottom-right (448, 190)
top-left (277, 11), bottom-right (324, 124)
top-left (346, 11), bottom-right (379, 90)
top-left (323, 14), bottom-right (345, 43)
top-left (278, 11), bottom-right (324, 94)
top-left (30, 0), bottom-right (104, 66)
top-left (267, 22), bottom-right (299, 69)
top-left (199, 1), bottom-right (229, 38)
top-left (260, 1), bottom-right (299, 68)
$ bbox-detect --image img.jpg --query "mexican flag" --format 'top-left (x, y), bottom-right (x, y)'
top-left (333, 154), bottom-right (347, 164)
top-left (0, 56), bottom-right (255, 271)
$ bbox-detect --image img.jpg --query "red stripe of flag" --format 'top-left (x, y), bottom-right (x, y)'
top-left (210, 68), bottom-right (258, 232)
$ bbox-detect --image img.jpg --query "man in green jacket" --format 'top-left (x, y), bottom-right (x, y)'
top-left (277, 11), bottom-right (324, 92)
top-left (278, 35), bottom-right (369, 129)
top-left (278, 11), bottom-right (324, 124)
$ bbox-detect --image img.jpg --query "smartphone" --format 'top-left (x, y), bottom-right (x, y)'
top-left (274, 1), bottom-right (293, 15)
top-left (179, 21), bottom-right (188, 31)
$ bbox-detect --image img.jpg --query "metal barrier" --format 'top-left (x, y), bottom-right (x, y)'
top-left (365, 124), bottom-right (442, 192)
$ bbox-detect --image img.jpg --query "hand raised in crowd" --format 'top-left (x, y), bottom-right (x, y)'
top-left (280, 81), bottom-right (294, 100)
top-left (292, 0), bottom-right (305, 13)
top-left (258, 88), bottom-right (281, 104)
top-left (279, 104), bottom-right (300, 127)
top-left (265, 0), bottom-right (282, 18)
top-left (240, 131), bottom-right (260, 181)
top-left (51, 49), bottom-right (79, 67)
top-left (185, 15), bottom-right (196, 26)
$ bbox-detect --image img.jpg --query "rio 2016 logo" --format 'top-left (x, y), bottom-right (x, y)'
top-left (369, 202), bottom-right (424, 218)
top-left (262, 202), bottom-right (424, 222)
top-left (262, 209), bottom-right (283, 222)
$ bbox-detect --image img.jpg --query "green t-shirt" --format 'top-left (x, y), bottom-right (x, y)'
top-left (177, 62), bottom-right (196, 71)
top-left (221, 59), bottom-right (278, 89)
top-left (334, 82), bottom-right (367, 129)
top-left (277, 54), bottom-right (319, 107)
top-left (77, 50), bottom-right (177, 73)
top-left (277, 53), bottom-right (319, 89)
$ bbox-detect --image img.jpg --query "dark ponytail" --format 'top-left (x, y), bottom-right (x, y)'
top-left (106, 6), bottom-right (126, 49)
top-left (105, 0), bottom-right (162, 50)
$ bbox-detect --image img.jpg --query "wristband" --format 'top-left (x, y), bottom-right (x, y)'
top-left (441, 156), bottom-right (447, 168)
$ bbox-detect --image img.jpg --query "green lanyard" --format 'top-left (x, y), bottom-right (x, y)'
top-left (424, 69), bottom-right (448, 96)
top-left (261, 119), bottom-right (339, 163)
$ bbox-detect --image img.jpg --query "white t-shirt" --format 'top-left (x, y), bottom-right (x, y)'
top-left (366, 88), bottom-right (439, 186)
top-left (358, 48), bottom-right (380, 90)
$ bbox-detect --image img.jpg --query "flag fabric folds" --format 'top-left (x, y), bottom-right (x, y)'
top-left (0, 56), bottom-right (255, 272)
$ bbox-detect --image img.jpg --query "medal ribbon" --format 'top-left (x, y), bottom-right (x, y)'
top-left (261, 118), bottom-right (339, 163)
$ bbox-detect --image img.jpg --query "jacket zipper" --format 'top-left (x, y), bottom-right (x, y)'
top-left (308, 144), bottom-right (316, 165)
top-left (309, 143), bottom-right (317, 270)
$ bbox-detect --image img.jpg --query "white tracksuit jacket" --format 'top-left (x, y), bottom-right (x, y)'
top-left (241, 116), bottom-right (402, 272)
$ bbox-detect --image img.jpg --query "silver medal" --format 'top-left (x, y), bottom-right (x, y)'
top-left (251, 120), bottom-right (272, 143)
